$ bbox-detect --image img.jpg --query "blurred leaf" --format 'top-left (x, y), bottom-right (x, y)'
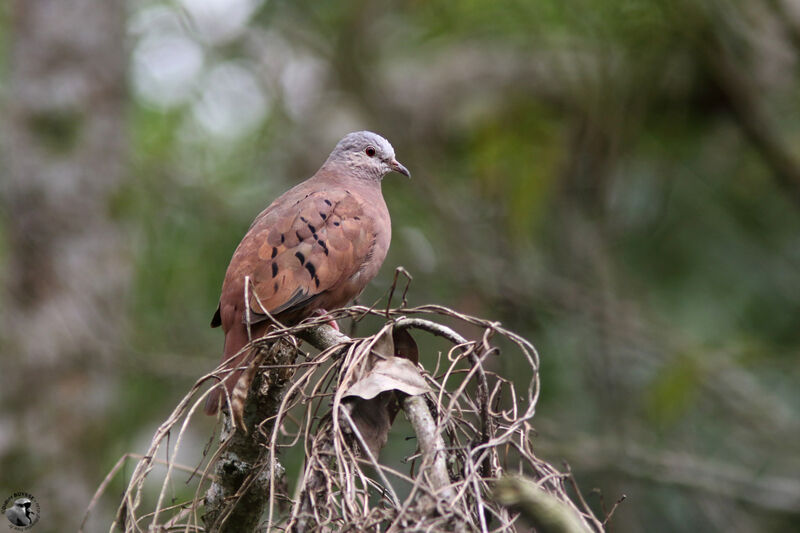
top-left (644, 353), bottom-right (701, 428)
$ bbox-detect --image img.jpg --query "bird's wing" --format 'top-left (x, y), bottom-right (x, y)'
top-left (214, 187), bottom-right (378, 327)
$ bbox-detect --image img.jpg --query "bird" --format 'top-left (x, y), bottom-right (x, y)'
top-left (205, 131), bottom-right (409, 415)
top-left (5, 498), bottom-right (35, 527)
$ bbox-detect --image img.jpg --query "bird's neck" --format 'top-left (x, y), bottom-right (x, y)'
top-left (317, 160), bottom-right (384, 185)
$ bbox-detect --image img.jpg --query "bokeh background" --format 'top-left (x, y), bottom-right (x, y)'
top-left (2, 0), bottom-right (800, 531)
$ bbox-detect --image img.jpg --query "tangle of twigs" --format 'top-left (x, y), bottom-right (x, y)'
top-left (88, 277), bottom-right (606, 533)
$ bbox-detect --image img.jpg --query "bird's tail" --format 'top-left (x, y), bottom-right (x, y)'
top-left (204, 323), bottom-right (263, 415)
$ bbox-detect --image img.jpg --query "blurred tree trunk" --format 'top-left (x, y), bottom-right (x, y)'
top-left (0, 0), bottom-right (128, 527)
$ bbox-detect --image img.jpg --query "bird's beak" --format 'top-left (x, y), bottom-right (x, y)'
top-left (389, 158), bottom-right (411, 178)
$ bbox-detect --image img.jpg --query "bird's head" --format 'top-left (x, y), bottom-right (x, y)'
top-left (327, 131), bottom-right (410, 181)
top-left (14, 499), bottom-right (31, 510)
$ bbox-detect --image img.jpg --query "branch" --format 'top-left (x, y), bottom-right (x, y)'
top-left (294, 321), bottom-right (464, 530)
top-left (401, 394), bottom-right (455, 502)
top-left (299, 319), bottom-right (469, 502)
top-left (105, 305), bottom-right (599, 531)
top-left (203, 340), bottom-right (299, 532)
top-left (535, 435), bottom-right (800, 514)
top-left (494, 476), bottom-right (592, 533)
top-left (396, 317), bottom-right (496, 479)
top-left (706, 29), bottom-right (800, 208)
top-left (297, 323), bottom-right (351, 353)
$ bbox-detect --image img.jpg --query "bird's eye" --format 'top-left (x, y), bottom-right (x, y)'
top-left (365, 146), bottom-right (376, 157)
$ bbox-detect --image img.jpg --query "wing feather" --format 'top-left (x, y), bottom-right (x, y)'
top-left (215, 189), bottom-right (375, 323)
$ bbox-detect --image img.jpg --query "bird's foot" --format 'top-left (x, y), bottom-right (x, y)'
top-left (311, 309), bottom-right (340, 331)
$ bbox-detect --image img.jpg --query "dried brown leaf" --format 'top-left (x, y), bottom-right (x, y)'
top-left (393, 327), bottom-right (419, 364)
top-left (345, 393), bottom-right (395, 457)
top-left (343, 357), bottom-right (429, 400)
top-left (371, 326), bottom-right (395, 359)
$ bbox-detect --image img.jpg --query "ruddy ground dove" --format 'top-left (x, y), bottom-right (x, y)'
top-left (205, 131), bottom-right (409, 415)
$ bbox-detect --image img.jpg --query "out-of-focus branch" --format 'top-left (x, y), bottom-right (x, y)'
top-left (494, 476), bottom-right (592, 533)
top-left (535, 433), bottom-right (800, 514)
top-left (706, 32), bottom-right (800, 208)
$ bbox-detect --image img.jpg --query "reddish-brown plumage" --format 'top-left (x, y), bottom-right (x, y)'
top-left (205, 132), bottom-right (408, 415)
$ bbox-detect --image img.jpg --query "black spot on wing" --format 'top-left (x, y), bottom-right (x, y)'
top-left (271, 247), bottom-right (278, 258)
top-left (272, 263), bottom-right (279, 278)
top-left (295, 252), bottom-right (305, 264)
top-left (304, 262), bottom-right (316, 278)
top-left (319, 212), bottom-right (327, 220)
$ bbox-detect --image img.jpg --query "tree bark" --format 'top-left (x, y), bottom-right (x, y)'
top-left (203, 341), bottom-right (299, 532)
top-left (0, 0), bottom-right (128, 527)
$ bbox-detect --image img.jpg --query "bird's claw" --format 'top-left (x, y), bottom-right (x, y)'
top-left (311, 308), bottom-right (340, 331)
